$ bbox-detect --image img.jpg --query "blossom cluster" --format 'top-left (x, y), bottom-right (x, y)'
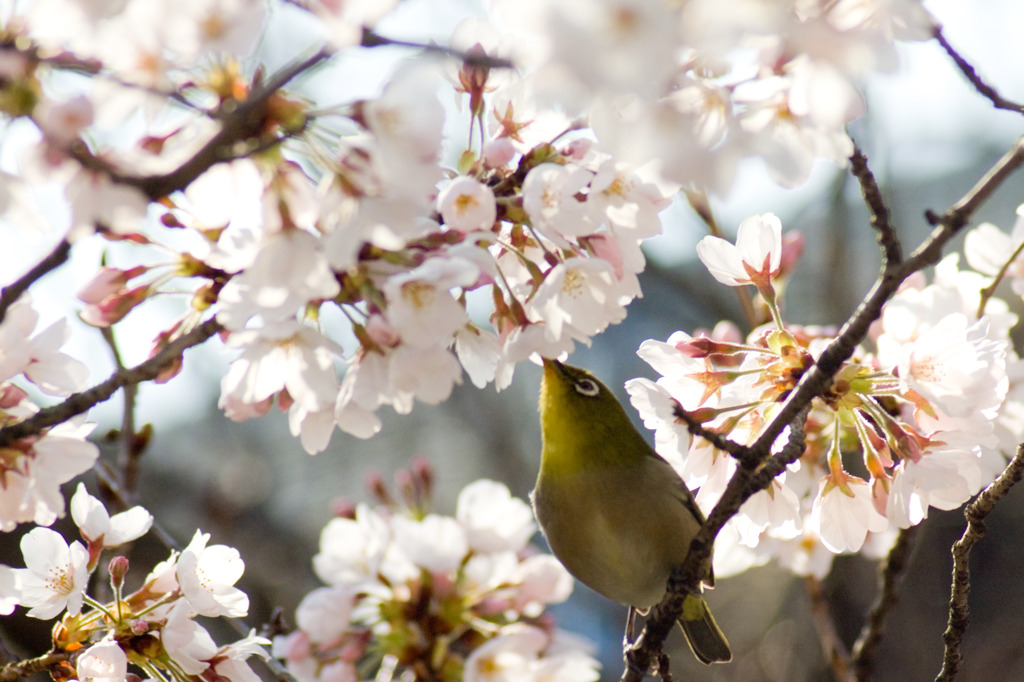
top-left (0, 484), bottom-right (268, 682)
top-left (494, 0), bottom-right (935, 191)
top-left (0, 0), bottom-right (941, 459)
top-left (625, 212), bottom-right (1024, 579)
top-left (273, 468), bottom-right (599, 682)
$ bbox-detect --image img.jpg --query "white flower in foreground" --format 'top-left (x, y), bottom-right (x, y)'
top-left (382, 256), bottom-right (479, 347)
top-left (77, 636), bottom-right (127, 682)
top-left (216, 229), bottom-right (341, 329)
top-left (176, 530), bottom-right (249, 618)
top-left (0, 295), bottom-right (88, 395)
top-left (295, 586), bottom-right (356, 644)
top-left (456, 479), bottom-right (536, 554)
top-left (220, 320), bottom-right (341, 414)
top-left (71, 483), bottom-right (153, 550)
top-left (162, 600), bottom-right (218, 675)
top-left (313, 504), bottom-right (391, 587)
top-left (16, 527), bottom-right (89, 619)
top-left (812, 474), bottom-right (888, 553)
top-left (528, 257), bottom-right (628, 342)
top-left (897, 314), bottom-right (1008, 426)
top-left (521, 163), bottom-right (595, 240)
top-left (464, 624), bottom-right (598, 682)
top-left (464, 625), bottom-right (548, 682)
top-left (437, 176), bottom-right (497, 231)
top-left (886, 435), bottom-right (985, 529)
top-left (696, 212), bottom-right (782, 288)
top-left (0, 418), bottom-right (100, 531)
top-left (625, 377), bottom-right (692, 465)
top-left (391, 514), bottom-right (468, 574)
top-left (207, 632), bottom-right (272, 682)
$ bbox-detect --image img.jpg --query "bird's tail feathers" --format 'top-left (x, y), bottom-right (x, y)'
top-left (677, 594), bottom-right (732, 665)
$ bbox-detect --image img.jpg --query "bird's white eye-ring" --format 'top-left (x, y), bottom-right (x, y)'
top-left (574, 379), bottom-right (600, 397)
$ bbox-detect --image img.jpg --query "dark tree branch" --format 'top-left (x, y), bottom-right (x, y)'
top-left (934, 28), bottom-right (1024, 114)
top-left (0, 239), bottom-right (71, 326)
top-left (853, 525), bottom-right (922, 681)
top-left (849, 145), bottom-right (902, 268)
top-left (0, 651), bottom-right (69, 682)
top-left (71, 48), bottom-right (333, 201)
top-left (360, 27), bottom-right (515, 69)
top-left (0, 317), bottom-right (222, 447)
top-left (936, 444), bottom-right (1024, 682)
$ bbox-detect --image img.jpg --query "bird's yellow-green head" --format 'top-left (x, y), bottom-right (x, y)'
top-left (539, 359), bottom-right (652, 476)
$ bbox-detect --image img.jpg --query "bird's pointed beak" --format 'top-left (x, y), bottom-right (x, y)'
top-left (541, 358), bottom-right (564, 385)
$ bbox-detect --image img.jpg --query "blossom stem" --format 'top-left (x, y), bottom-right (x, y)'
top-left (83, 595), bottom-right (119, 624)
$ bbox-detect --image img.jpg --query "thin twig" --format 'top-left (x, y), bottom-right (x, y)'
top-left (98, 327), bottom-right (144, 502)
top-left (360, 27), bottom-right (515, 69)
top-left (849, 145), bottom-right (902, 268)
top-left (0, 239), bottom-right (71, 326)
top-left (852, 525), bottom-right (921, 681)
top-left (936, 444), bottom-right (1024, 682)
top-left (806, 576), bottom-right (854, 682)
top-left (71, 48), bottom-right (333, 201)
top-left (934, 28), bottom-right (1024, 114)
top-left (0, 651), bottom-right (70, 682)
top-left (977, 237), bottom-right (1024, 318)
top-left (0, 317), bottom-right (222, 447)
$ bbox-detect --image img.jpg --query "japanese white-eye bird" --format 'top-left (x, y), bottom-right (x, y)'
top-left (532, 359), bottom-right (731, 665)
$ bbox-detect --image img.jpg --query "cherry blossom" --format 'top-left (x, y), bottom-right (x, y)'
top-left (76, 636), bottom-right (128, 682)
top-left (176, 530), bottom-right (249, 618)
top-left (437, 177), bottom-right (498, 231)
top-left (15, 527), bottom-right (90, 619)
top-left (456, 479), bottom-right (537, 554)
top-left (696, 212), bottom-right (783, 291)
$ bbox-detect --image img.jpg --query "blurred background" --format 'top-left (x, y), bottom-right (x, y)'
top-left (4, 0), bottom-right (1024, 680)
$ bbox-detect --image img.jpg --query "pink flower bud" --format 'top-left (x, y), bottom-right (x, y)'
top-left (109, 556), bottom-right (129, 590)
top-left (563, 138), bottom-right (592, 161)
top-left (365, 314), bottom-right (400, 349)
top-left (78, 268), bottom-right (129, 304)
top-left (80, 285), bottom-right (150, 327)
top-left (778, 231), bottom-right (804, 278)
top-left (0, 384), bottom-right (28, 408)
top-left (483, 137), bottom-right (516, 169)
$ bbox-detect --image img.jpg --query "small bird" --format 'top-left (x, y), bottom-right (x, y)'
top-left (532, 359), bottom-right (731, 665)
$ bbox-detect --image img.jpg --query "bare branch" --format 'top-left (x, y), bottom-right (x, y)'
top-left (849, 145), bottom-right (902, 268)
top-left (0, 317), bottom-right (222, 447)
top-left (934, 28), bottom-right (1024, 114)
top-left (0, 651), bottom-right (69, 682)
top-left (360, 27), bottom-right (515, 69)
top-left (853, 525), bottom-right (922, 681)
top-left (71, 47), bottom-right (333, 201)
top-left (936, 444), bottom-right (1024, 682)
top-left (0, 239), bottom-right (71, 326)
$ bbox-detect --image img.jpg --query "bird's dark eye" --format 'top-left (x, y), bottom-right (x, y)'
top-left (574, 379), bottom-right (600, 397)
